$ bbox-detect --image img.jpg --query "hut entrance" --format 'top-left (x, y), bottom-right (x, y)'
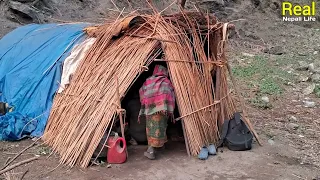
top-left (120, 60), bottom-right (185, 150)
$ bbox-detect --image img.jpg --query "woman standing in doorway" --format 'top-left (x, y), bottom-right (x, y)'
top-left (139, 64), bottom-right (175, 160)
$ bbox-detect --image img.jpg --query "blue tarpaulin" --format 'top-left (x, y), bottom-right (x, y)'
top-left (0, 23), bottom-right (88, 140)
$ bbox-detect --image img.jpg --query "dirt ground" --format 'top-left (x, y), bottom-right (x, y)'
top-left (0, 0), bottom-right (320, 179)
top-left (0, 136), bottom-right (318, 180)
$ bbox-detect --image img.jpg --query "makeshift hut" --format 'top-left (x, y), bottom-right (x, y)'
top-left (0, 6), bottom-right (261, 168)
top-left (42, 11), bottom-right (260, 168)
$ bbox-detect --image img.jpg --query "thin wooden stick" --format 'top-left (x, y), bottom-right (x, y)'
top-left (2, 138), bottom-right (40, 170)
top-left (20, 169), bottom-right (29, 180)
top-left (116, 77), bottom-right (124, 139)
top-left (180, 120), bottom-right (190, 156)
top-left (155, 59), bottom-right (225, 64)
top-left (179, 0), bottom-right (187, 9)
top-left (40, 164), bottom-right (61, 177)
top-left (91, 116), bottom-right (116, 164)
top-left (116, 76), bottom-right (128, 157)
top-left (126, 34), bottom-right (177, 43)
top-left (218, 22), bottom-right (262, 145)
top-left (0, 157), bottom-right (39, 175)
top-left (175, 91), bottom-right (232, 121)
top-left (227, 63), bottom-right (262, 145)
top-left (4, 158), bottom-right (11, 166)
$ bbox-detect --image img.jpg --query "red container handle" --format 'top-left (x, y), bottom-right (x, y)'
top-left (115, 137), bottom-right (126, 154)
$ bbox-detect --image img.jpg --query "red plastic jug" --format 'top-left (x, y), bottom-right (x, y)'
top-left (107, 137), bottom-right (127, 164)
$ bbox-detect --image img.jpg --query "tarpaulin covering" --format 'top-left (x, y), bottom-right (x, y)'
top-left (58, 38), bottom-right (96, 93)
top-left (0, 23), bottom-right (88, 140)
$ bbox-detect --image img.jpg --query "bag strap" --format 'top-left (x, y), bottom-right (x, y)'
top-left (234, 112), bottom-right (241, 125)
top-left (244, 134), bottom-right (249, 149)
top-left (217, 119), bottom-right (230, 147)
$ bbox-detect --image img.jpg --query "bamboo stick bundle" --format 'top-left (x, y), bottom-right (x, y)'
top-left (43, 11), bottom-right (255, 167)
top-left (43, 17), bottom-right (162, 167)
top-left (158, 26), bottom-right (219, 154)
top-left (134, 13), bottom-right (223, 155)
top-left (147, 12), bottom-right (238, 155)
top-left (206, 23), bottom-right (237, 127)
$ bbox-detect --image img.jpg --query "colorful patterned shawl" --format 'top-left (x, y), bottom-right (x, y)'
top-left (139, 65), bottom-right (175, 119)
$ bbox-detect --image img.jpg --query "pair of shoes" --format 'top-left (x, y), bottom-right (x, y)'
top-left (144, 146), bottom-right (155, 160)
top-left (198, 146), bottom-right (209, 160)
top-left (198, 144), bottom-right (217, 160)
top-left (208, 144), bottom-right (217, 155)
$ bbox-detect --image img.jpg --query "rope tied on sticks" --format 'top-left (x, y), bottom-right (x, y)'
top-left (214, 60), bottom-right (227, 67)
top-left (174, 90), bottom-right (233, 121)
top-left (140, 65), bottom-right (149, 72)
top-left (116, 108), bottom-right (126, 115)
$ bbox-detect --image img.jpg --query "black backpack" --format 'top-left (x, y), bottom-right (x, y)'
top-left (218, 112), bottom-right (253, 151)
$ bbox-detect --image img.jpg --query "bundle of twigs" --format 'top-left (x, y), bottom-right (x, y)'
top-left (43, 17), bottom-right (161, 167)
top-left (3, 171), bottom-right (20, 180)
top-left (43, 10), bottom-right (259, 167)
top-left (151, 13), bottom-right (237, 155)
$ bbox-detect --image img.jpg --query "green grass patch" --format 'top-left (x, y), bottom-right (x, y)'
top-left (259, 78), bottom-right (283, 95)
top-left (232, 55), bottom-right (292, 95)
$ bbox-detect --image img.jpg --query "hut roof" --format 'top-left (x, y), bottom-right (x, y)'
top-left (43, 11), bottom-right (259, 168)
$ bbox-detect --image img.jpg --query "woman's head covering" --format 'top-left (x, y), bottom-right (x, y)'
top-left (153, 64), bottom-right (169, 77)
top-left (139, 65), bottom-right (175, 118)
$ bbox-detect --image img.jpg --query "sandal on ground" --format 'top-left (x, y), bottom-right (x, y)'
top-left (144, 151), bottom-right (155, 160)
top-left (144, 146), bottom-right (156, 160)
top-left (198, 146), bottom-right (209, 160)
top-left (208, 144), bottom-right (217, 155)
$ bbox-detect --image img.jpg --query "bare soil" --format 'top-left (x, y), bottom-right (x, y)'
top-left (0, 137), bottom-right (318, 180)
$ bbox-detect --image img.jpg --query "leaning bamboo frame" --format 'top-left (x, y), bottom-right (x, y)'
top-left (43, 11), bottom-right (260, 168)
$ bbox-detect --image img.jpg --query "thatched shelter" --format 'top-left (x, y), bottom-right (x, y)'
top-left (43, 10), bottom-right (260, 168)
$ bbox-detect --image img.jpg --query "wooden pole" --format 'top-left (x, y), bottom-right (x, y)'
top-left (116, 76), bottom-right (128, 156)
top-left (221, 23), bottom-right (262, 146)
top-left (116, 77), bottom-right (125, 140)
top-left (180, 120), bottom-right (190, 157)
top-left (226, 63), bottom-right (262, 146)
top-left (174, 91), bottom-right (231, 121)
top-left (1, 138), bottom-right (39, 170)
top-left (20, 169), bottom-right (29, 180)
top-left (0, 157), bottom-right (39, 175)
top-left (179, 0), bottom-right (187, 8)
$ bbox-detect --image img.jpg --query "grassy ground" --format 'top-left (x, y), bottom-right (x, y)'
top-left (232, 54), bottom-right (294, 108)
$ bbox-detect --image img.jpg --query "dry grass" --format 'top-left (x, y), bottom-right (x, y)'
top-left (3, 171), bottom-right (20, 180)
top-left (43, 11), bottom-right (242, 167)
